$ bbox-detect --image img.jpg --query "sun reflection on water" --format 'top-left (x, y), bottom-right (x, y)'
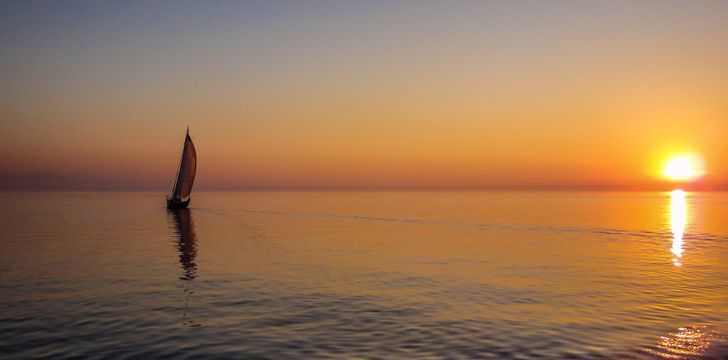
top-left (644, 326), bottom-right (719, 359)
top-left (669, 189), bottom-right (687, 267)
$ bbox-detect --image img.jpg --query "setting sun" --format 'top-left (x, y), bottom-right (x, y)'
top-left (663, 154), bottom-right (706, 181)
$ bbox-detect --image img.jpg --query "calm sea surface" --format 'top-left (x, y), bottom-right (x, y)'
top-left (1, 191), bottom-right (728, 359)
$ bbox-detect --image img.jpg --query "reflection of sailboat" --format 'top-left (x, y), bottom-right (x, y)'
top-left (169, 208), bottom-right (201, 327)
top-left (170, 208), bottom-right (197, 281)
top-left (670, 189), bottom-right (687, 267)
top-left (167, 128), bottom-right (197, 209)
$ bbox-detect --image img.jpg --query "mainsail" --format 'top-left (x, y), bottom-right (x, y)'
top-left (170, 129), bottom-right (197, 202)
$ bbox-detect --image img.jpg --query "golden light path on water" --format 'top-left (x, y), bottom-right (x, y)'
top-left (670, 189), bottom-right (687, 267)
top-left (645, 326), bottom-right (719, 359)
top-left (646, 190), bottom-right (724, 358)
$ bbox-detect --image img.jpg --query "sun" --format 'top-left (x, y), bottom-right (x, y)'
top-left (663, 153), bottom-right (706, 181)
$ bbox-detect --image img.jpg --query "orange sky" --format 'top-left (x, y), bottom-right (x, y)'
top-left (1, 1), bottom-right (727, 190)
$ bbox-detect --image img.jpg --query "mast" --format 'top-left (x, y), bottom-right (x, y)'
top-left (169, 128), bottom-right (188, 200)
top-left (171, 127), bottom-right (196, 202)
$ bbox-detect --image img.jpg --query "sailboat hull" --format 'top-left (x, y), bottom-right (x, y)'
top-left (166, 198), bottom-right (190, 209)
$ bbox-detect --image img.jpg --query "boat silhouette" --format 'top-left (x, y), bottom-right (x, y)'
top-left (167, 128), bottom-right (197, 209)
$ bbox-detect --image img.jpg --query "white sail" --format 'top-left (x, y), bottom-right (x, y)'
top-left (170, 129), bottom-right (197, 202)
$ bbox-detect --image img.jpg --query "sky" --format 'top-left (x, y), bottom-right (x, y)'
top-left (1, 0), bottom-right (727, 190)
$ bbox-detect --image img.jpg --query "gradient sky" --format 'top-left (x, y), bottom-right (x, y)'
top-left (2, 0), bottom-right (727, 190)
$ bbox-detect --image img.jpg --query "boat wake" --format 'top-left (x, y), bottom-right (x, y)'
top-left (194, 207), bottom-right (728, 244)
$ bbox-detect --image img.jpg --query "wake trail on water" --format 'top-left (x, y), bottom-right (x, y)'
top-left (191, 207), bottom-right (727, 244)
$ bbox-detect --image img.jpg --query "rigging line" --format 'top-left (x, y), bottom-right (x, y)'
top-left (170, 129), bottom-right (187, 198)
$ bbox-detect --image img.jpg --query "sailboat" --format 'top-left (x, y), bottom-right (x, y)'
top-left (167, 128), bottom-right (197, 209)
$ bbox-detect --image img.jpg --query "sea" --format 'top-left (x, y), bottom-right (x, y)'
top-left (1, 191), bottom-right (727, 359)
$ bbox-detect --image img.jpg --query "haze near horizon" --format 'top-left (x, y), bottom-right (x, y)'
top-left (2, 1), bottom-right (728, 191)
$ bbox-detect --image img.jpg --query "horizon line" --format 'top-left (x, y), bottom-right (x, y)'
top-left (2, 185), bottom-right (727, 193)
top-left (1, 174), bottom-right (725, 192)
